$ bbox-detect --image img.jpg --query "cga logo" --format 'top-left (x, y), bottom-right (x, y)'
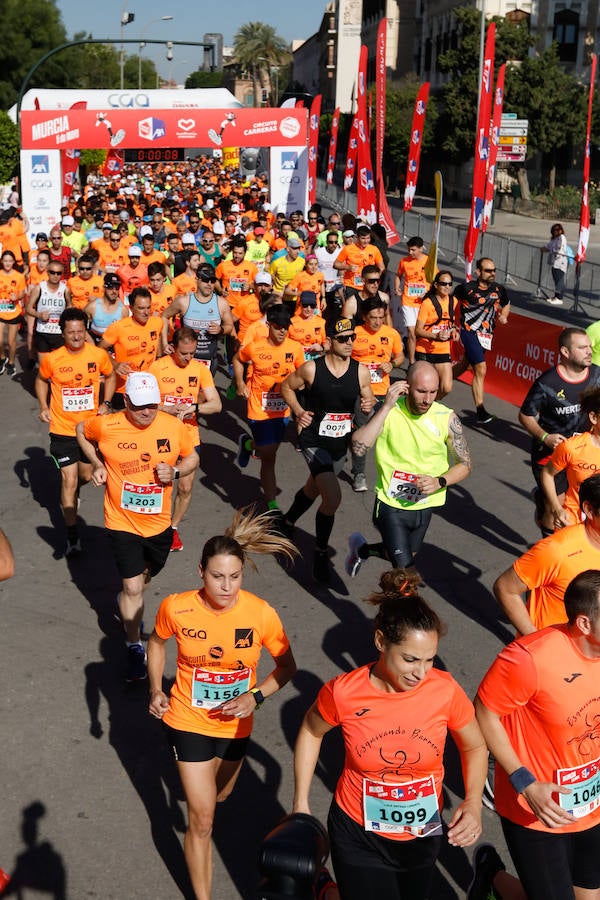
top-left (108, 93), bottom-right (149, 108)
top-left (118, 442), bottom-right (137, 449)
top-left (30, 180), bottom-right (52, 189)
top-left (281, 151), bottom-right (298, 170)
top-left (138, 117), bottom-right (167, 141)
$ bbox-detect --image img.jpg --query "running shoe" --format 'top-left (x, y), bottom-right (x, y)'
top-left (315, 867), bottom-right (337, 900)
top-left (5, 362), bottom-right (16, 378)
top-left (313, 549), bottom-right (330, 584)
top-left (237, 433), bottom-right (252, 468)
top-left (352, 472), bottom-right (368, 492)
top-left (546, 296), bottom-right (564, 305)
top-left (170, 528), bottom-right (183, 552)
top-left (345, 532), bottom-right (367, 578)
top-left (65, 536), bottom-right (82, 558)
top-left (467, 844), bottom-right (505, 900)
top-left (125, 643), bottom-right (147, 682)
top-left (0, 358), bottom-right (6, 375)
top-left (476, 407), bottom-right (495, 424)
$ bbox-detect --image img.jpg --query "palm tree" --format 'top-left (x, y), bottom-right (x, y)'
top-left (233, 22), bottom-right (290, 105)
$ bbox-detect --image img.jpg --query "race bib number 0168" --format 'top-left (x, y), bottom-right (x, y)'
top-left (61, 386), bottom-right (94, 411)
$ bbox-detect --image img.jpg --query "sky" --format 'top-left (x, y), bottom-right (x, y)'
top-left (53, 0), bottom-right (324, 86)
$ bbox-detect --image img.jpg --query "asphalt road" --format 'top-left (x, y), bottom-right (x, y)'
top-left (0, 335), bottom-right (545, 900)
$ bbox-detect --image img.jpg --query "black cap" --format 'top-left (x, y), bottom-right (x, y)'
top-left (325, 317), bottom-right (354, 337)
top-left (35, 232), bottom-right (48, 241)
top-left (104, 273), bottom-right (121, 288)
top-left (267, 306), bottom-right (291, 328)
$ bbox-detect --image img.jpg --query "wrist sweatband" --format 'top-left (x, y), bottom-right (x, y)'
top-left (509, 767), bottom-right (536, 794)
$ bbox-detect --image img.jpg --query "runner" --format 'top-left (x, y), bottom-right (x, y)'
top-left (280, 316), bottom-right (375, 583)
top-left (147, 508), bottom-right (297, 900)
top-left (476, 569), bottom-right (600, 900)
top-left (414, 271), bottom-right (459, 399)
top-left (349, 297), bottom-right (404, 492)
top-left (342, 264), bottom-right (393, 327)
top-left (394, 237), bottom-right (432, 365)
top-left (26, 259), bottom-right (72, 364)
top-left (84, 273), bottom-right (129, 343)
top-left (116, 245), bottom-right (149, 300)
top-left (285, 254), bottom-right (326, 313)
top-left (453, 258), bottom-right (511, 424)
top-left (76, 371), bottom-right (199, 681)
top-left (540, 387), bottom-right (600, 529)
top-left (98, 230), bottom-right (128, 275)
top-left (287, 292), bottom-right (327, 361)
top-left (99, 286), bottom-right (163, 407)
top-left (518, 327), bottom-right (600, 536)
top-left (314, 230), bottom-right (341, 297)
top-left (269, 237), bottom-right (306, 301)
top-left (493, 473), bottom-right (600, 633)
top-left (146, 262), bottom-right (176, 317)
top-left (149, 326), bottom-right (222, 552)
top-left (36, 308), bottom-right (115, 556)
top-left (233, 305), bottom-right (304, 515)
top-left (216, 238), bottom-right (258, 310)
top-left (161, 264), bottom-right (234, 372)
top-left (67, 254), bottom-right (104, 310)
top-left (0, 250), bottom-right (27, 378)
top-left (346, 363), bottom-right (471, 578)
top-left (293, 568), bottom-right (487, 900)
top-left (334, 225), bottom-right (384, 295)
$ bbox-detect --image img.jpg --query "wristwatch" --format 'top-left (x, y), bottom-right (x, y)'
top-left (102, 400), bottom-right (112, 408)
top-left (173, 467), bottom-right (180, 480)
top-left (250, 687), bottom-right (265, 708)
top-left (438, 476), bottom-right (447, 488)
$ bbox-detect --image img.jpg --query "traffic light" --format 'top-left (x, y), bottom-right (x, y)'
top-left (166, 40), bottom-right (173, 61)
top-left (121, 11), bottom-right (134, 24)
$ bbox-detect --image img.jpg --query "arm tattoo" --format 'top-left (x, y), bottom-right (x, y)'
top-left (351, 439), bottom-right (370, 457)
top-left (448, 414), bottom-right (472, 469)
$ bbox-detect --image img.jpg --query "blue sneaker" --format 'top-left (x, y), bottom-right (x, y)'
top-left (125, 643), bottom-right (147, 682)
top-left (345, 532), bottom-right (367, 578)
top-left (237, 433), bottom-right (252, 468)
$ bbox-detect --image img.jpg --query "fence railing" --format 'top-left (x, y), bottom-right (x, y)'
top-left (316, 179), bottom-right (600, 319)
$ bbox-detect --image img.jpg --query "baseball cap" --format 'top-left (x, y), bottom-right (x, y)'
top-left (128, 245), bottom-right (142, 257)
top-left (125, 372), bottom-right (161, 406)
top-left (342, 229), bottom-right (355, 238)
top-left (198, 266), bottom-right (217, 283)
top-left (255, 271), bottom-right (272, 286)
top-left (253, 227), bottom-right (265, 236)
top-left (119, 210), bottom-right (130, 220)
top-left (287, 237), bottom-right (301, 249)
top-left (104, 273), bottom-right (121, 288)
top-left (181, 232), bottom-right (196, 244)
top-left (267, 306), bottom-right (291, 328)
top-left (62, 215), bottom-right (74, 227)
top-left (326, 317), bottom-right (354, 337)
top-left (213, 220), bottom-right (225, 235)
top-left (102, 222), bottom-right (112, 230)
top-left (140, 226), bottom-right (153, 237)
top-left (300, 290), bottom-right (317, 307)
top-left (35, 232), bottom-right (48, 241)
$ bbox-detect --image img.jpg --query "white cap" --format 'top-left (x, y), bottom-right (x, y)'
top-left (62, 215), bottom-right (74, 226)
top-left (230, 203), bottom-right (240, 212)
top-left (128, 245), bottom-right (142, 257)
top-left (125, 372), bottom-right (160, 406)
top-left (181, 232), bottom-right (196, 244)
top-left (255, 271), bottom-right (272, 286)
top-left (140, 225), bottom-right (153, 237)
top-left (212, 220), bottom-right (225, 235)
top-left (119, 210), bottom-right (130, 220)
top-left (205, 198), bottom-right (214, 210)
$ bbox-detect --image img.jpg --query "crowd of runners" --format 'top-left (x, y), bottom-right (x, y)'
top-left (2, 157), bottom-right (600, 900)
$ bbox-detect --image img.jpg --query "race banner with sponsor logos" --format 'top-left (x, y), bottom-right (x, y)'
top-left (21, 108), bottom-right (308, 150)
top-left (269, 146), bottom-right (309, 216)
top-left (21, 149), bottom-right (63, 241)
top-left (403, 82), bottom-right (430, 212)
top-left (576, 52), bottom-right (597, 263)
top-left (482, 63), bottom-right (505, 232)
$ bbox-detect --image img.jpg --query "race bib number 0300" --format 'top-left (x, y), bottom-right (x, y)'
top-left (363, 776), bottom-right (442, 837)
top-left (191, 668), bottom-right (251, 709)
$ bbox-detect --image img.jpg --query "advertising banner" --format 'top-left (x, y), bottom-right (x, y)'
top-left (269, 146), bottom-right (309, 216)
top-left (20, 149), bottom-right (63, 244)
top-left (403, 82), bottom-right (430, 211)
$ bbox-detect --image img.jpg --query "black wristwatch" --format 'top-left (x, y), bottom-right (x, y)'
top-left (250, 688), bottom-right (265, 708)
top-left (438, 476), bottom-right (447, 488)
top-left (102, 400), bottom-right (112, 408)
top-left (173, 467), bottom-right (180, 480)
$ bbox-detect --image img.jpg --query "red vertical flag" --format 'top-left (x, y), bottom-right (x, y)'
top-left (482, 63), bottom-right (505, 232)
top-left (464, 22), bottom-right (496, 273)
top-left (326, 107), bottom-right (340, 185)
top-left (355, 45), bottom-right (377, 223)
top-left (375, 19), bottom-right (400, 245)
top-left (102, 149), bottom-right (124, 177)
top-left (576, 53), bottom-right (597, 263)
top-left (61, 149), bottom-right (80, 199)
top-left (307, 94), bottom-right (322, 207)
top-left (343, 114), bottom-right (359, 190)
top-left (403, 83), bottom-right (430, 211)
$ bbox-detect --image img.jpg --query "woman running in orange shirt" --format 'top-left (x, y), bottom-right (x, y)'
top-left (148, 509), bottom-right (297, 900)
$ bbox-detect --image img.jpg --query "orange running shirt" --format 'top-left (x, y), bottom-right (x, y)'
top-left (238, 336), bottom-right (304, 420)
top-left (172, 273), bottom-right (197, 296)
top-left (216, 259), bottom-right (258, 306)
top-left (140, 249), bottom-right (167, 267)
top-left (116, 263), bottom-right (149, 296)
top-left (148, 355), bottom-right (214, 440)
top-left (550, 432), bottom-right (600, 526)
top-left (28, 263), bottom-right (50, 287)
top-left (352, 324), bottom-right (403, 395)
top-left (39, 343), bottom-right (113, 436)
top-left (0, 270), bottom-right (27, 320)
top-left (288, 314), bottom-right (326, 358)
top-left (514, 523), bottom-right (600, 629)
top-left (288, 270), bottom-right (325, 310)
top-left (67, 274), bottom-right (104, 310)
top-left (336, 243), bottom-right (384, 289)
top-left (415, 295), bottom-right (454, 356)
top-left (149, 283), bottom-right (176, 317)
top-left (242, 319), bottom-right (269, 348)
top-left (98, 245), bottom-right (128, 273)
top-left (154, 588), bottom-right (290, 737)
top-left (477, 625), bottom-right (600, 832)
top-left (102, 315), bottom-right (163, 392)
top-left (83, 410), bottom-right (194, 536)
top-left (318, 665), bottom-right (474, 841)
top-left (397, 256), bottom-right (432, 309)
top-left (233, 294), bottom-right (262, 343)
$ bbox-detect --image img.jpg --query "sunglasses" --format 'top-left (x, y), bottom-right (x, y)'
top-left (365, 278), bottom-right (380, 284)
top-left (334, 333), bottom-right (356, 343)
top-left (79, 266), bottom-right (92, 272)
top-left (330, 222), bottom-right (341, 226)
top-left (48, 269), bottom-right (63, 275)
top-left (482, 267), bottom-right (496, 273)
top-left (437, 280), bottom-right (453, 286)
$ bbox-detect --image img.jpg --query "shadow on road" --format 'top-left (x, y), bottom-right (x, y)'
top-left (0, 801), bottom-right (67, 899)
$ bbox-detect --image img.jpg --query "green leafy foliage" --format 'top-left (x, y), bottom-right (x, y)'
top-left (0, 0), bottom-right (68, 108)
top-left (0, 113), bottom-right (20, 184)
top-left (185, 71), bottom-right (224, 89)
top-left (383, 74), bottom-right (438, 172)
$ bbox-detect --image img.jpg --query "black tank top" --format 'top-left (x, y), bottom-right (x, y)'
top-left (299, 356), bottom-right (361, 457)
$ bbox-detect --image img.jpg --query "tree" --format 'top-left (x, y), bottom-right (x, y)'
top-left (505, 44), bottom-right (587, 192)
top-left (0, 0), bottom-right (68, 109)
top-left (0, 113), bottom-right (20, 184)
top-left (185, 71), bottom-right (224, 89)
top-left (233, 22), bottom-right (290, 106)
top-left (436, 7), bottom-right (533, 163)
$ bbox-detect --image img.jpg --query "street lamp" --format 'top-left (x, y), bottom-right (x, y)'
top-left (119, 3), bottom-right (135, 90)
top-left (138, 16), bottom-right (173, 90)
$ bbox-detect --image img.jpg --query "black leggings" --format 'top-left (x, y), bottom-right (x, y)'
top-left (501, 816), bottom-right (600, 900)
top-left (328, 801), bottom-right (442, 900)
